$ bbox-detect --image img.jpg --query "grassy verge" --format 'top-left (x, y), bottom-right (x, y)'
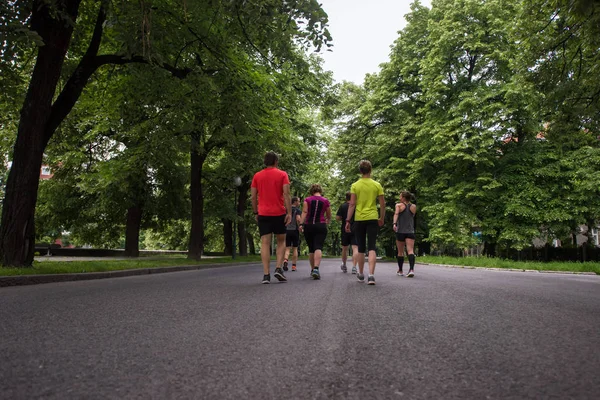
top-left (414, 255), bottom-right (600, 275)
top-left (0, 255), bottom-right (262, 276)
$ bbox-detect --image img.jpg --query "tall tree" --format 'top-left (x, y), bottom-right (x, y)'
top-left (0, 0), bottom-right (331, 266)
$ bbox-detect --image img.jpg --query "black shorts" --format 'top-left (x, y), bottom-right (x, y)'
top-left (395, 232), bottom-right (416, 242)
top-left (286, 230), bottom-right (300, 247)
top-left (341, 228), bottom-right (357, 247)
top-left (303, 223), bottom-right (328, 253)
top-left (258, 215), bottom-right (287, 236)
top-left (354, 220), bottom-right (379, 253)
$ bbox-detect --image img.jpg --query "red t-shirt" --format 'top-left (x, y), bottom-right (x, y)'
top-left (251, 167), bottom-right (290, 216)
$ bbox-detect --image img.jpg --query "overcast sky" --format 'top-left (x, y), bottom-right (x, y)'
top-left (316, 0), bottom-right (431, 84)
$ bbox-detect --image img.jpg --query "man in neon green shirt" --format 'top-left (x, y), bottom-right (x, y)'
top-left (345, 160), bottom-right (385, 285)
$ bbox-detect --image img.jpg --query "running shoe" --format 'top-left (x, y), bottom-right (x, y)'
top-left (397, 270), bottom-right (404, 277)
top-left (274, 268), bottom-right (287, 282)
top-left (311, 268), bottom-right (320, 280)
top-left (292, 265), bottom-right (297, 271)
top-left (283, 261), bottom-right (289, 271)
top-left (351, 266), bottom-right (357, 274)
top-left (341, 264), bottom-right (347, 273)
top-left (367, 276), bottom-right (375, 285)
top-left (262, 275), bottom-right (270, 284)
top-left (357, 273), bottom-right (365, 283)
top-left (407, 270), bottom-right (414, 278)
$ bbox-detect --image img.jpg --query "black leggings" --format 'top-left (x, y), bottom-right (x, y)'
top-left (354, 220), bottom-right (379, 253)
top-left (303, 223), bottom-right (328, 253)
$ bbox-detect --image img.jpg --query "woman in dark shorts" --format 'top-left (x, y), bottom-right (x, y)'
top-left (300, 184), bottom-right (331, 280)
top-left (393, 191), bottom-right (417, 277)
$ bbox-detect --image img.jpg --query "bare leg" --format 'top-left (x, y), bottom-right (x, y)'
top-left (275, 233), bottom-right (287, 268)
top-left (314, 249), bottom-right (322, 267)
top-left (292, 247), bottom-right (298, 265)
top-left (341, 245), bottom-right (348, 265)
top-left (406, 238), bottom-right (416, 273)
top-left (368, 250), bottom-right (377, 275)
top-left (309, 253), bottom-right (315, 269)
top-left (357, 252), bottom-right (365, 275)
top-left (261, 234), bottom-right (272, 275)
top-left (284, 246), bottom-right (291, 261)
top-left (396, 240), bottom-right (406, 273)
top-left (406, 238), bottom-right (415, 256)
top-left (396, 241), bottom-right (406, 256)
top-left (352, 244), bottom-right (359, 266)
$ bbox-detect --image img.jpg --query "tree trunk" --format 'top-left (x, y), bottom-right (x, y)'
top-left (483, 240), bottom-right (497, 257)
top-left (237, 180), bottom-right (250, 256)
top-left (188, 135), bottom-right (206, 260)
top-left (223, 218), bottom-right (233, 256)
top-left (124, 205), bottom-right (143, 257)
top-left (0, 1), bottom-right (81, 267)
top-left (247, 232), bottom-right (256, 255)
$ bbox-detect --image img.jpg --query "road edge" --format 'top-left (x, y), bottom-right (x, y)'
top-left (418, 262), bottom-right (598, 276)
top-left (0, 262), bottom-right (261, 288)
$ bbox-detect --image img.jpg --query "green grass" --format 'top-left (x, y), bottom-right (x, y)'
top-left (415, 255), bottom-right (600, 275)
top-left (0, 255), bottom-right (262, 276)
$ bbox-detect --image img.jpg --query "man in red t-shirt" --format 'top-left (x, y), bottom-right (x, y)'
top-left (251, 151), bottom-right (292, 284)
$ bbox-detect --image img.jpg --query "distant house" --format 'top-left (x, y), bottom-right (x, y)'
top-left (576, 225), bottom-right (600, 247)
top-left (40, 165), bottom-right (53, 180)
top-left (5, 162), bottom-right (53, 180)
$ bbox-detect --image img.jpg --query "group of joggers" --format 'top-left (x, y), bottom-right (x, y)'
top-left (251, 152), bottom-right (416, 285)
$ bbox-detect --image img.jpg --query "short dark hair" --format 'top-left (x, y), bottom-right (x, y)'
top-left (345, 192), bottom-right (351, 201)
top-left (359, 160), bottom-right (372, 174)
top-left (292, 196), bottom-right (300, 204)
top-left (309, 184), bottom-right (323, 195)
top-left (264, 151), bottom-right (279, 167)
top-left (401, 191), bottom-right (413, 202)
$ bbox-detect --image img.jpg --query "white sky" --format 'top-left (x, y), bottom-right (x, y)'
top-left (317, 0), bottom-right (431, 84)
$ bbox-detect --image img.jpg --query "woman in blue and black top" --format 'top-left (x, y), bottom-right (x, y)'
top-left (300, 184), bottom-right (331, 280)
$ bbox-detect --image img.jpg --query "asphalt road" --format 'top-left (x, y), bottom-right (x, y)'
top-left (1, 261), bottom-right (599, 399)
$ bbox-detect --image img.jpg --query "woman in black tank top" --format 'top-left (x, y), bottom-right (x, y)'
top-left (393, 191), bottom-right (417, 277)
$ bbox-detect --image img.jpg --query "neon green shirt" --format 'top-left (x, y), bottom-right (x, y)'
top-left (350, 178), bottom-right (384, 221)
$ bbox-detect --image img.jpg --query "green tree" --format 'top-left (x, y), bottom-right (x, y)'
top-left (0, 0), bottom-right (331, 266)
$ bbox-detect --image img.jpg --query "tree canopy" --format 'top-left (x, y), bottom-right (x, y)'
top-left (1, 0), bottom-right (598, 266)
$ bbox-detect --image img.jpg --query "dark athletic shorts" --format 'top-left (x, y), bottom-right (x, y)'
top-left (395, 232), bottom-right (416, 242)
top-left (354, 220), bottom-right (379, 253)
top-left (286, 230), bottom-right (300, 247)
top-left (303, 223), bottom-right (328, 253)
top-left (258, 214), bottom-right (287, 236)
top-left (341, 227), bottom-right (357, 247)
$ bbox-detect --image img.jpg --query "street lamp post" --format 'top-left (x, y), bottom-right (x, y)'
top-left (232, 176), bottom-right (242, 259)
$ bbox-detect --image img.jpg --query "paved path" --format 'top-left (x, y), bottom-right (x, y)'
top-left (1, 261), bottom-right (599, 399)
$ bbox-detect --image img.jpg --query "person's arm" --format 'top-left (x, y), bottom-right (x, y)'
top-left (410, 204), bottom-right (417, 215)
top-left (299, 201), bottom-right (309, 232)
top-left (345, 194), bottom-right (356, 233)
top-left (251, 187), bottom-right (259, 222)
top-left (393, 203), bottom-right (401, 232)
top-left (378, 194), bottom-right (385, 227)
top-left (283, 184), bottom-right (292, 225)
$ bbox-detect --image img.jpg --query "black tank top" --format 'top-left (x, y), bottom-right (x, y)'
top-left (396, 203), bottom-right (414, 234)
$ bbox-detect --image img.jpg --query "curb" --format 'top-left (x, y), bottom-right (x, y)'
top-left (0, 262), bottom-right (261, 288)
top-left (418, 263), bottom-right (598, 276)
